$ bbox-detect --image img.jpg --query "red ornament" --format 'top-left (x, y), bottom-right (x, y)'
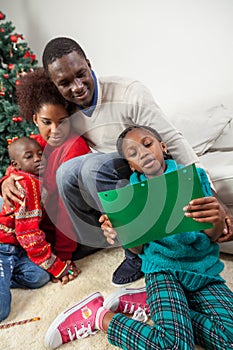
top-left (12, 116), bottom-right (23, 122)
top-left (24, 51), bottom-right (36, 63)
top-left (0, 91), bottom-right (5, 97)
top-left (0, 12), bottom-right (5, 20)
top-left (10, 35), bottom-right (18, 43)
top-left (3, 74), bottom-right (9, 79)
top-left (0, 28), bottom-right (4, 33)
top-left (15, 80), bottom-right (21, 86)
top-left (8, 64), bottom-right (14, 71)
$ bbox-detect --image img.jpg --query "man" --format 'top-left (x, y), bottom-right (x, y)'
top-left (3, 37), bottom-right (232, 286)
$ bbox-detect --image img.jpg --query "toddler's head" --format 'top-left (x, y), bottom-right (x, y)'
top-left (8, 137), bottom-right (45, 176)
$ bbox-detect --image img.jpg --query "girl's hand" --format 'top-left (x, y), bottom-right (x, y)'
top-left (99, 214), bottom-right (143, 253)
top-left (99, 214), bottom-right (117, 245)
top-left (2, 174), bottom-right (24, 208)
top-left (184, 196), bottom-right (225, 241)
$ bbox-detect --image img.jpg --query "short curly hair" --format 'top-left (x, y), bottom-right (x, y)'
top-left (42, 37), bottom-right (87, 75)
top-left (16, 67), bottom-right (68, 121)
top-left (8, 136), bottom-right (41, 161)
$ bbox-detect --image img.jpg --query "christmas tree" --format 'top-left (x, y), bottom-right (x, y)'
top-left (0, 11), bottom-right (38, 177)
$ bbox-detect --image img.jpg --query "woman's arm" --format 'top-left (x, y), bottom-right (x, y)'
top-left (1, 174), bottom-right (24, 208)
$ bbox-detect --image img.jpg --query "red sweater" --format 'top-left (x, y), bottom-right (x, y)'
top-left (1, 133), bottom-right (91, 261)
top-left (0, 171), bottom-right (67, 278)
top-left (42, 133), bottom-right (90, 260)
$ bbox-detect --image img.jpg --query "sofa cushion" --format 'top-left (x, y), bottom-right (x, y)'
top-left (219, 241), bottom-right (233, 254)
top-left (169, 105), bottom-right (232, 156)
top-left (209, 119), bottom-right (233, 151)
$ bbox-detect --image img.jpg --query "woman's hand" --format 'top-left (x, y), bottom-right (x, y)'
top-left (2, 174), bottom-right (24, 208)
top-left (99, 214), bottom-right (117, 245)
top-left (184, 196), bottom-right (226, 241)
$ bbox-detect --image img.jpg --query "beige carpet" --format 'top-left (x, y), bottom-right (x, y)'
top-left (1, 247), bottom-right (233, 350)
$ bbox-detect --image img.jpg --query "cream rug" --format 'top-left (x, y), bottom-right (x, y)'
top-left (1, 247), bottom-right (233, 350)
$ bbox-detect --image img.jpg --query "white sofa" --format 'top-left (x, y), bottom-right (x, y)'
top-left (168, 104), bottom-right (233, 254)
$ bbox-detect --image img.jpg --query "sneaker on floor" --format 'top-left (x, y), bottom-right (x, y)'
top-left (44, 292), bottom-right (104, 349)
top-left (112, 256), bottom-right (144, 287)
top-left (104, 286), bottom-right (150, 322)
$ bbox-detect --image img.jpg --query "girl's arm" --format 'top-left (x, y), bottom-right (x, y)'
top-left (183, 196), bottom-right (226, 241)
top-left (99, 214), bottom-right (143, 254)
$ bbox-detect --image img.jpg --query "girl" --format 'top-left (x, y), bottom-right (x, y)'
top-left (45, 125), bottom-right (233, 349)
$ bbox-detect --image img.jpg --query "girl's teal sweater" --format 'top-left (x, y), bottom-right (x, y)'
top-left (130, 160), bottom-right (224, 291)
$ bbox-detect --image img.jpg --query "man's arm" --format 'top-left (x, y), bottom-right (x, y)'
top-left (126, 81), bottom-right (200, 166)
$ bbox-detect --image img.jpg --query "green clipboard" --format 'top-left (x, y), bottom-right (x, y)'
top-left (98, 164), bottom-right (212, 248)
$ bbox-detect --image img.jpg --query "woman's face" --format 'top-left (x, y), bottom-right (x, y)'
top-left (33, 104), bottom-right (70, 147)
top-left (122, 128), bottom-right (167, 178)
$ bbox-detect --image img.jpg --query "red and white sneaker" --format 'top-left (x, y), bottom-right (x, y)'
top-left (44, 292), bottom-right (105, 349)
top-left (103, 286), bottom-right (150, 322)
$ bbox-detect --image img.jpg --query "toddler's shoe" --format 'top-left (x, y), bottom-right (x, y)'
top-left (104, 286), bottom-right (150, 322)
top-left (44, 292), bottom-right (107, 349)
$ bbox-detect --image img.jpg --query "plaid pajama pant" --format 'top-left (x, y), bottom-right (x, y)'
top-left (107, 271), bottom-right (233, 350)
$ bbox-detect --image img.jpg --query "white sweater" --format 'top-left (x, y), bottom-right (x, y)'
top-left (71, 76), bottom-right (199, 166)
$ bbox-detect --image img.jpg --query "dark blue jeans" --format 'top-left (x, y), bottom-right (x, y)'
top-left (0, 244), bottom-right (50, 322)
top-left (56, 152), bottom-right (131, 248)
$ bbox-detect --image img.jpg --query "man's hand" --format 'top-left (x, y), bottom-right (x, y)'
top-left (217, 215), bottom-right (233, 243)
top-left (2, 174), bottom-right (24, 208)
top-left (211, 189), bottom-right (233, 242)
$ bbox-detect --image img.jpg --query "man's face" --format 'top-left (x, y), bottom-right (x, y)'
top-left (47, 51), bottom-right (95, 109)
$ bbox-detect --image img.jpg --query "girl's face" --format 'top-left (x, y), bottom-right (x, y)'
top-left (122, 128), bottom-right (167, 178)
top-left (33, 104), bottom-right (70, 147)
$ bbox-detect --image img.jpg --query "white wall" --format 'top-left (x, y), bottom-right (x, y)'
top-left (1, 0), bottom-right (233, 115)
